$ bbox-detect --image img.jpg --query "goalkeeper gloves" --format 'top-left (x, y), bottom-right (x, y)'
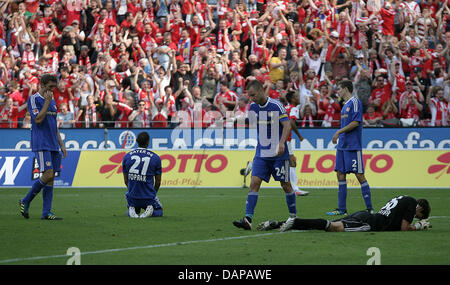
top-left (414, 219), bottom-right (430, 230)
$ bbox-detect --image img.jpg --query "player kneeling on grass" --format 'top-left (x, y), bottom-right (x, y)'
top-left (122, 132), bottom-right (163, 218)
top-left (257, 196), bottom-right (431, 232)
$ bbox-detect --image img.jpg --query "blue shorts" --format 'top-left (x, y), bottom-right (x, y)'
top-left (335, 150), bottom-right (364, 174)
top-left (35, 151), bottom-right (61, 173)
top-left (126, 196), bottom-right (163, 214)
top-left (252, 156), bottom-right (290, 183)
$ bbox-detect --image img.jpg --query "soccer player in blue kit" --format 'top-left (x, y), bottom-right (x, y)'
top-left (327, 80), bottom-right (374, 216)
top-left (233, 80), bottom-right (297, 230)
top-left (19, 74), bottom-right (67, 220)
top-left (122, 132), bottom-right (163, 218)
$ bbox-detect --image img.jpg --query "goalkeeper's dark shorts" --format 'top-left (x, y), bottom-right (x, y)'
top-left (333, 211), bottom-right (374, 232)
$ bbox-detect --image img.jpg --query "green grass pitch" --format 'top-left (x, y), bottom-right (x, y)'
top-left (0, 187), bottom-right (449, 265)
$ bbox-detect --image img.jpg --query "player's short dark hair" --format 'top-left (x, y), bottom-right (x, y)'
top-left (286, 91), bottom-right (297, 104)
top-left (40, 74), bottom-right (57, 86)
top-left (417, 199), bottom-right (431, 219)
top-left (246, 80), bottom-right (264, 92)
top-left (338, 80), bottom-right (353, 94)
top-left (136, 132), bottom-right (150, 148)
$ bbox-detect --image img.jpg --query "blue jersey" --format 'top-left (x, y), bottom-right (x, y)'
top-left (249, 97), bottom-right (290, 160)
top-left (122, 148), bottom-right (162, 200)
top-left (337, 96), bottom-right (363, 151)
top-left (28, 92), bottom-right (60, 152)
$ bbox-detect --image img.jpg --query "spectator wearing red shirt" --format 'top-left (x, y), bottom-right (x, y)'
top-left (267, 79), bottom-right (286, 101)
top-left (370, 75), bottom-right (392, 113)
top-left (114, 97), bottom-right (137, 128)
top-left (120, 12), bottom-right (135, 33)
top-left (363, 103), bottom-right (383, 127)
top-left (389, 61), bottom-right (406, 102)
top-left (66, 0), bottom-right (83, 26)
top-left (88, 8), bottom-right (118, 39)
top-left (214, 81), bottom-right (239, 114)
top-left (380, 2), bottom-right (396, 36)
top-left (316, 83), bottom-right (341, 127)
top-left (140, 22), bottom-right (158, 54)
top-left (54, 81), bottom-right (71, 111)
top-left (331, 9), bottom-right (355, 47)
top-left (21, 43), bottom-right (36, 68)
top-left (0, 97), bottom-right (27, 128)
top-left (382, 98), bottom-right (399, 120)
top-left (127, 0), bottom-right (142, 17)
top-left (234, 95), bottom-right (250, 128)
top-left (7, 81), bottom-right (24, 108)
top-left (181, 0), bottom-right (195, 21)
top-left (32, 11), bottom-right (49, 47)
top-left (24, 0), bottom-right (39, 14)
top-left (399, 82), bottom-right (424, 121)
top-left (104, 0), bottom-right (118, 22)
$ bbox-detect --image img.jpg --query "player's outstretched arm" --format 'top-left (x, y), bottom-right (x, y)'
top-left (401, 219), bottom-right (417, 231)
top-left (403, 219), bottom-right (430, 231)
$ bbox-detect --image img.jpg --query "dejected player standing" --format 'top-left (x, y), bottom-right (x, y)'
top-left (233, 80), bottom-right (297, 230)
top-left (122, 132), bottom-right (163, 218)
top-left (327, 80), bottom-right (373, 216)
top-left (19, 74), bottom-right (67, 220)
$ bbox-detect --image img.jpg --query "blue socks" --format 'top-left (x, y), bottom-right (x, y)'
top-left (245, 192), bottom-right (259, 220)
top-left (22, 178), bottom-right (45, 204)
top-left (338, 180), bottom-right (347, 212)
top-left (285, 191), bottom-right (297, 217)
top-left (22, 179), bottom-right (55, 218)
top-left (42, 185), bottom-right (54, 217)
top-left (245, 191), bottom-right (297, 220)
top-left (337, 180), bottom-right (373, 211)
top-left (361, 181), bottom-right (373, 210)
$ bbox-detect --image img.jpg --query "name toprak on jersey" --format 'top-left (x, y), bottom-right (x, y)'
top-left (128, 173), bottom-right (148, 182)
top-left (126, 149), bottom-right (154, 183)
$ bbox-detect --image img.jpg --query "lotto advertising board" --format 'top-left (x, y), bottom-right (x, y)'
top-left (1, 150), bottom-right (449, 188)
top-left (69, 150), bottom-right (450, 188)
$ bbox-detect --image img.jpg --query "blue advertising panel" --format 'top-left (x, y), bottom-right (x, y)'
top-left (0, 151), bottom-right (80, 187)
top-left (0, 127), bottom-right (449, 151)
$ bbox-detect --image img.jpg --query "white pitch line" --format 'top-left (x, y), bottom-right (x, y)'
top-left (2, 216), bottom-right (449, 264)
top-left (0, 231), bottom-right (302, 264)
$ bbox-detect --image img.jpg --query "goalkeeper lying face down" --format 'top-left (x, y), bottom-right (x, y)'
top-left (257, 196), bottom-right (431, 232)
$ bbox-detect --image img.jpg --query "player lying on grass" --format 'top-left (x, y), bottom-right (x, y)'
top-left (257, 196), bottom-right (431, 232)
top-left (122, 132), bottom-right (163, 218)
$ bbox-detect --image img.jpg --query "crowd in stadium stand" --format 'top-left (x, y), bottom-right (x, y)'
top-left (0, 0), bottom-right (449, 129)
